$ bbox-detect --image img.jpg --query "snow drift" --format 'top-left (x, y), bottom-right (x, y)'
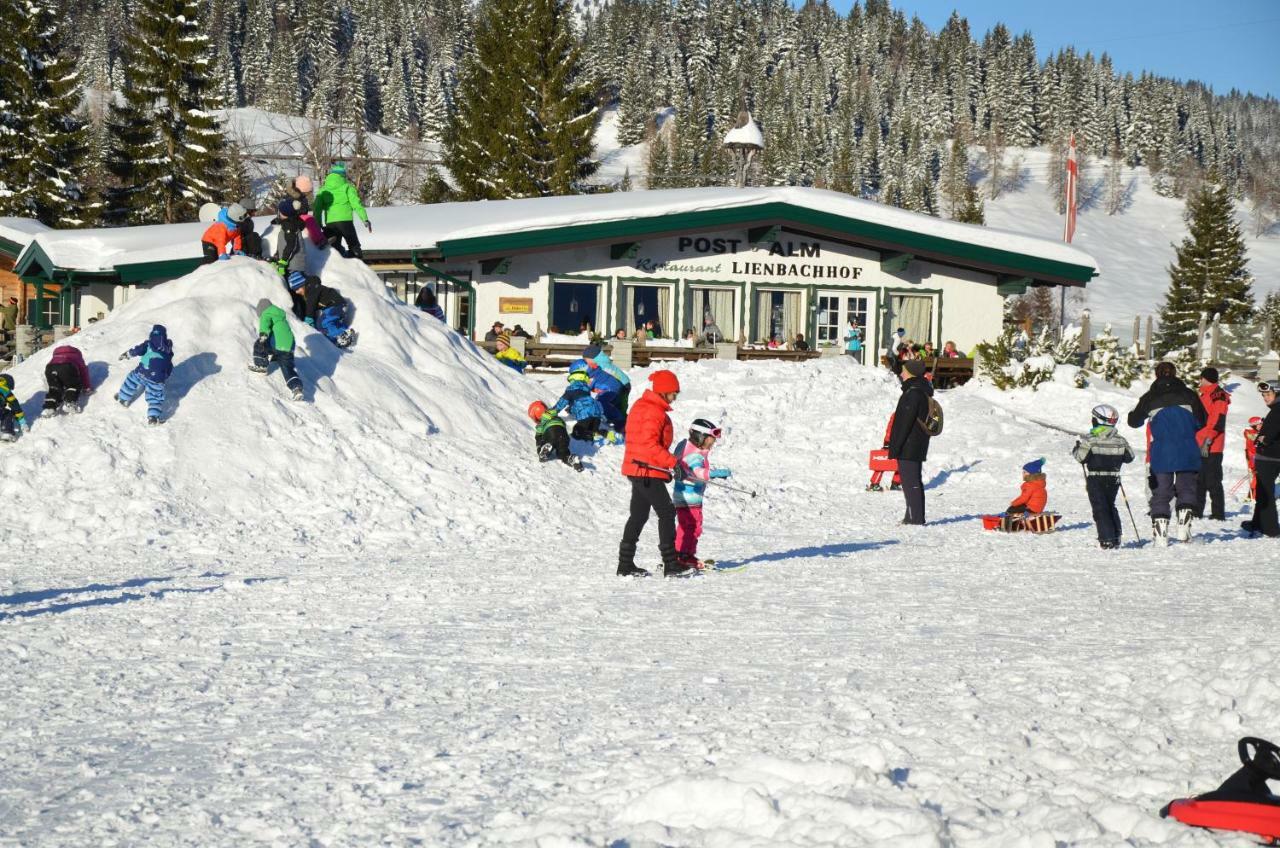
top-left (0, 252), bottom-right (550, 549)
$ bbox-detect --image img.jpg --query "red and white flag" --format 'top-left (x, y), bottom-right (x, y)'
top-left (1064, 133), bottom-right (1078, 243)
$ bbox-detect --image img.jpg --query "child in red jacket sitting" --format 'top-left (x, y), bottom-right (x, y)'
top-left (1002, 457), bottom-right (1048, 530)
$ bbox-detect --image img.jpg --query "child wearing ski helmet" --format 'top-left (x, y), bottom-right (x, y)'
top-left (200, 203), bottom-right (248, 263)
top-left (1000, 458), bottom-right (1049, 530)
top-left (552, 361), bottom-right (611, 442)
top-left (44, 345), bottom-right (93, 414)
top-left (528, 400), bottom-right (582, 471)
top-left (251, 302), bottom-right (304, 401)
top-left (116, 325), bottom-right (175, 425)
top-left (1244, 416), bottom-right (1263, 502)
top-left (672, 418), bottom-right (732, 570)
top-left (1072, 404), bottom-right (1136, 548)
top-left (582, 343), bottom-right (632, 415)
top-left (0, 373), bottom-right (29, 441)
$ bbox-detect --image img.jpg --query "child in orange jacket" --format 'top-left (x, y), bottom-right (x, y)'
top-left (1002, 457), bottom-right (1048, 529)
top-left (1244, 417), bottom-right (1262, 501)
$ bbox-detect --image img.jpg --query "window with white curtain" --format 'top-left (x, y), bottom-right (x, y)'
top-left (754, 289), bottom-right (802, 344)
top-left (621, 282), bottom-right (674, 337)
top-left (688, 287), bottom-right (736, 341)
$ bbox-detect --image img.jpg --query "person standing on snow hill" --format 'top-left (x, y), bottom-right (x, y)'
top-left (1242, 382), bottom-right (1280, 538)
top-left (251, 302), bottom-right (305, 401)
top-left (1193, 367), bottom-right (1231, 521)
top-left (200, 203), bottom-right (248, 264)
top-left (236, 197), bottom-right (263, 258)
top-left (887, 358), bottom-right (933, 525)
top-left (617, 369), bottom-right (687, 578)
top-left (279, 175), bottom-right (326, 247)
top-left (0, 373), bottom-right (30, 441)
top-left (291, 274), bottom-right (356, 348)
top-left (43, 345), bottom-right (93, 414)
top-left (273, 201), bottom-right (310, 317)
top-left (528, 400), bottom-right (582, 472)
top-left (116, 325), bottom-right (174, 425)
top-left (1072, 404), bottom-right (1135, 549)
top-left (1127, 361), bottom-right (1207, 546)
top-left (672, 418), bottom-right (732, 571)
top-left (314, 162), bottom-right (370, 260)
top-left (582, 343), bottom-right (631, 414)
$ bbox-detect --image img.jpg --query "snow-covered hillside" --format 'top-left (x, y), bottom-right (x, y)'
top-left (1, 259), bottom-right (1277, 844)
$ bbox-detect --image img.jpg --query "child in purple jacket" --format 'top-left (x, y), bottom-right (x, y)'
top-left (44, 345), bottom-right (93, 413)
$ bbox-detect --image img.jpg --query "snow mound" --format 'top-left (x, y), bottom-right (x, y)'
top-left (1, 254), bottom-right (543, 549)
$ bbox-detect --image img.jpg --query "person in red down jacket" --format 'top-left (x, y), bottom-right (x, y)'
top-left (1193, 366), bottom-right (1230, 520)
top-left (617, 369), bottom-right (688, 578)
top-left (43, 345), bottom-right (93, 413)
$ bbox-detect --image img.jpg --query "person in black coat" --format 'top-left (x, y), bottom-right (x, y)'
top-left (1243, 382), bottom-right (1280, 538)
top-left (887, 359), bottom-right (934, 525)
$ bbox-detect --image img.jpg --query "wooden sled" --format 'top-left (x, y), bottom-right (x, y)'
top-left (981, 512), bottom-right (1060, 533)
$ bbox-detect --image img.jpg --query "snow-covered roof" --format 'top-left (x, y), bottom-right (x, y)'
top-left (723, 116), bottom-right (765, 150)
top-left (16, 186), bottom-right (1099, 282)
top-left (0, 218), bottom-right (52, 254)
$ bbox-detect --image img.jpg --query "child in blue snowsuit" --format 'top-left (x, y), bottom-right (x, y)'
top-left (116, 325), bottom-right (174, 424)
top-left (552, 362), bottom-right (617, 443)
top-left (288, 272), bottom-right (355, 348)
top-left (582, 343), bottom-right (632, 413)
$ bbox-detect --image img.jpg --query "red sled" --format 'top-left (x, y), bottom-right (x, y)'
top-left (1162, 738), bottom-right (1280, 843)
top-left (982, 513), bottom-right (1060, 533)
top-left (869, 449), bottom-right (898, 472)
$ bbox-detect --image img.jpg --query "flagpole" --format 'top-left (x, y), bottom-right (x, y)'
top-left (1061, 133), bottom-right (1077, 335)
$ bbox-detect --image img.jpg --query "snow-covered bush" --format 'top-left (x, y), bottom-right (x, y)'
top-left (1084, 324), bottom-right (1144, 387)
top-left (975, 326), bottom-right (1082, 390)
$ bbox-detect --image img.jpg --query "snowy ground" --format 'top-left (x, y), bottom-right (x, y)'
top-left (1, 259), bottom-right (1277, 846)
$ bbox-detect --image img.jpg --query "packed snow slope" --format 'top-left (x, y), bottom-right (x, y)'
top-left (0, 251), bottom-right (557, 549)
top-left (2, 340), bottom-right (1277, 845)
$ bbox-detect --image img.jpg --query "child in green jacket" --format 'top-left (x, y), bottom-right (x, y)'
top-left (0, 373), bottom-right (29, 441)
top-left (314, 162), bottom-right (370, 260)
top-left (250, 302), bottom-right (304, 400)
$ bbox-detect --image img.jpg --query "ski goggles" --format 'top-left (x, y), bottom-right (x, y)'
top-left (690, 422), bottom-right (723, 440)
top-left (1260, 382), bottom-right (1276, 394)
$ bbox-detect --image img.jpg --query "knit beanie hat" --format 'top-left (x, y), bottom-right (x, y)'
top-left (649, 369), bottom-right (680, 394)
top-left (497, 330), bottom-right (512, 346)
top-left (1155, 361), bottom-right (1177, 380)
top-left (294, 175), bottom-right (313, 193)
top-left (331, 162), bottom-right (347, 176)
top-left (582, 343), bottom-right (602, 359)
top-left (1200, 366), bottom-right (1219, 383)
top-left (1023, 457), bottom-right (1045, 475)
top-left (904, 359), bottom-right (926, 377)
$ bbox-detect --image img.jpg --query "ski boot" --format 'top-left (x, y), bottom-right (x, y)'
top-left (1174, 508), bottom-right (1194, 542)
top-left (616, 563), bottom-right (650, 577)
top-left (568, 455), bottom-right (584, 472)
top-left (247, 362), bottom-right (268, 374)
top-left (1152, 517), bottom-right (1169, 547)
top-left (335, 329), bottom-right (356, 348)
top-left (115, 393), bottom-right (129, 407)
top-left (889, 481), bottom-right (902, 491)
top-left (291, 386), bottom-right (305, 402)
top-left (865, 483), bottom-right (883, 492)
top-left (537, 443), bottom-right (555, 462)
top-left (147, 415), bottom-right (162, 426)
top-left (1100, 539), bottom-right (1120, 550)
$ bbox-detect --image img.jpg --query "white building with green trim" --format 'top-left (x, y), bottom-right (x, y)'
top-left (1, 187), bottom-right (1097, 353)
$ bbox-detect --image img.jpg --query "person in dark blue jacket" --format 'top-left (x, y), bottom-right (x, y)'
top-left (887, 359), bottom-right (934, 525)
top-left (572, 356), bottom-right (626, 433)
top-left (116, 325), bottom-right (175, 425)
top-left (1127, 361), bottom-right (1207, 545)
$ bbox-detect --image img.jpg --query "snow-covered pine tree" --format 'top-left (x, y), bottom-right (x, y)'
top-left (1085, 323), bottom-right (1142, 387)
top-left (107, 0), bottom-right (228, 225)
top-left (0, 0), bottom-right (33, 217)
top-left (13, 0), bottom-right (91, 226)
top-left (444, 0), bottom-right (598, 199)
top-left (1260, 291), bottom-right (1280, 351)
top-left (1155, 179), bottom-right (1254, 354)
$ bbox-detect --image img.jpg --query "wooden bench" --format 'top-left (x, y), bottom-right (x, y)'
top-left (928, 356), bottom-right (974, 387)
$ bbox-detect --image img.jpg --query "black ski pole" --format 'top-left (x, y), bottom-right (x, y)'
top-left (706, 478), bottom-right (758, 499)
top-left (1118, 478), bottom-right (1141, 540)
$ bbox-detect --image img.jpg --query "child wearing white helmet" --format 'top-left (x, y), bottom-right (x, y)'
top-left (1071, 403), bottom-right (1135, 548)
top-left (672, 418), bottom-right (732, 569)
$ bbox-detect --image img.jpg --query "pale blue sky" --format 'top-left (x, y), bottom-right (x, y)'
top-left (832, 0), bottom-right (1280, 99)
